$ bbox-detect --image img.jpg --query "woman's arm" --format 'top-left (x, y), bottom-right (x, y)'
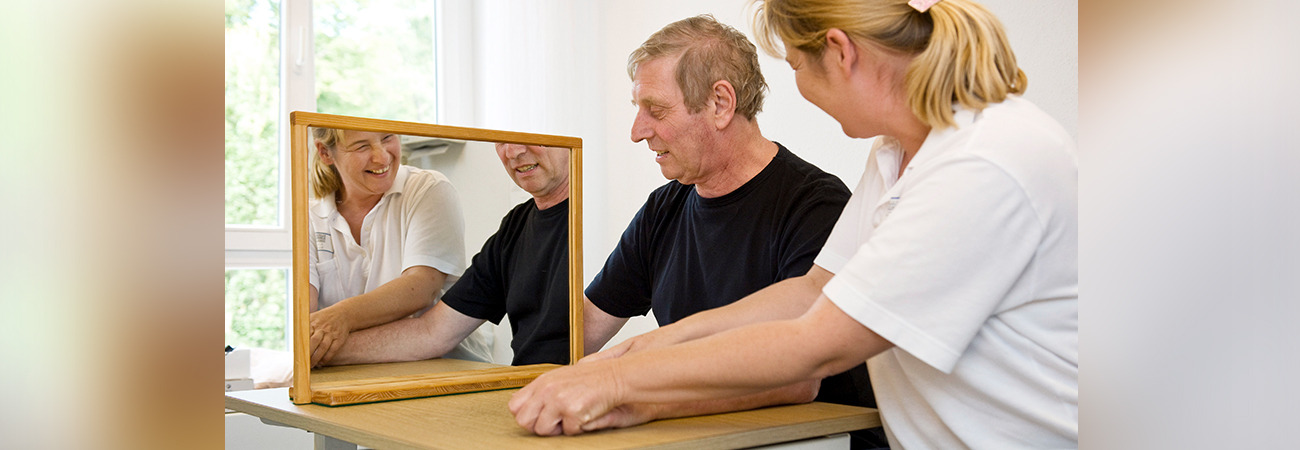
top-left (583, 265), bottom-right (834, 363)
top-left (510, 295), bottom-right (892, 436)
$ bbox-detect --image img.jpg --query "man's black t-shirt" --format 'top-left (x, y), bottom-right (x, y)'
top-left (586, 143), bottom-right (849, 323)
top-left (584, 144), bottom-right (878, 413)
top-left (441, 199), bottom-right (569, 365)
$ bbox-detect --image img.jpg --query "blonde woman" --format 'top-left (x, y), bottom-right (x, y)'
top-left (307, 128), bottom-right (491, 367)
top-left (510, 0), bottom-right (1077, 447)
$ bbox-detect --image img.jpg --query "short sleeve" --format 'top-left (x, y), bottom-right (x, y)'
top-left (441, 213), bottom-right (512, 324)
top-left (401, 177), bottom-right (467, 278)
top-left (584, 202), bottom-right (655, 318)
top-left (775, 180), bottom-right (850, 280)
top-left (822, 155), bottom-right (1042, 373)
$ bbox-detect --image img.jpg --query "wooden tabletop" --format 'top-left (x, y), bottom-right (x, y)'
top-left (226, 359), bottom-right (880, 450)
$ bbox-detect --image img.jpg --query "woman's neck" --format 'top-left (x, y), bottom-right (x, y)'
top-left (336, 189), bottom-right (382, 215)
top-left (892, 116), bottom-right (931, 178)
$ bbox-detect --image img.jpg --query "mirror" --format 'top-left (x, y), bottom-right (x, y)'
top-left (288, 112), bottom-right (583, 405)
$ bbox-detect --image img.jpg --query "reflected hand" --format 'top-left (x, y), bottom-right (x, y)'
top-left (508, 359), bottom-right (627, 436)
top-left (309, 308), bottom-right (352, 367)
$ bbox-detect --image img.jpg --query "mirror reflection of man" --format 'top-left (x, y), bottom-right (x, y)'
top-left (318, 143), bottom-right (573, 366)
top-left (577, 16), bottom-right (879, 444)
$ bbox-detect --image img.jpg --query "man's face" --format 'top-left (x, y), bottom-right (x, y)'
top-left (629, 57), bottom-right (718, 185)
top-left (496, 143), bottom-right (569, 201)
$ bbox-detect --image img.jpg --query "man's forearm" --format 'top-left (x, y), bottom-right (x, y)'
top-left (328, 301), bottom-right (485, 366)
top-left (328, 316), bottom-right (445, 365)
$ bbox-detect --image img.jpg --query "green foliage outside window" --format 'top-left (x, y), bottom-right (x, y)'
top-left (314, 0), bottom-right (438, 122)
top-left (226, 0), bottom-right (280, 227)
top-left (225, 269), bottom-right (288, 351)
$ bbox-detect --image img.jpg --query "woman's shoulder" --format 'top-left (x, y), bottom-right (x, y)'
top-left (399, 165), bottom-right (455, 193)
top-left (976, 97), bottom-right (1073, 152)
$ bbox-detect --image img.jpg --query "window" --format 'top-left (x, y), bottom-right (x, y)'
top-left (224, 0), bottom-right (445, 351)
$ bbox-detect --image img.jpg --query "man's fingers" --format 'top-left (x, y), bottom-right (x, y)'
top-left (562, 415), bottom-right (586, 436)
top-left (511, 389), bottom-right (542, 431)
top-left (582, 409), bottom-right (621, 431)
top-left (508, 387), bottom-right (532, 414)
top-left (533, 407), bottom-right (564, 436)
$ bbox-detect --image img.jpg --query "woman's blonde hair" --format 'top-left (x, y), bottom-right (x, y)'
top-left (751, 0), bottom-right (1026, 129)
top-left (309, 127), bottom-right (345, 198)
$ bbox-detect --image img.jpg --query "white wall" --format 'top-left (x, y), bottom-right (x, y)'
top-left (457, 0), bottom-right (1078, 352)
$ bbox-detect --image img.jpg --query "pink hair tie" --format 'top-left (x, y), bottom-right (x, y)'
top-left (908, 0), bottom-right (941, 13)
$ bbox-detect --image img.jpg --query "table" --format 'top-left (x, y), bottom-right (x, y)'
top-left (225, 359), bottom-right (880, 449)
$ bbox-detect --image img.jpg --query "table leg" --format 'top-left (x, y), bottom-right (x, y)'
top-left (313, 433), bottom-right (358, 450)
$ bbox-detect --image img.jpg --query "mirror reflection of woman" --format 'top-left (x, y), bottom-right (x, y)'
top-left (510, 0), bottom-right (1077, 447)
top-left (307, 128), bottom-right (492, 367)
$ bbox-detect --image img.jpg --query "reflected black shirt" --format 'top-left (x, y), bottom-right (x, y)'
top-left (442, 199), bottom-right (569, 365)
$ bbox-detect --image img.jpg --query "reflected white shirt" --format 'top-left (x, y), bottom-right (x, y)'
top-left (309, 165), bottom-right (491, 362)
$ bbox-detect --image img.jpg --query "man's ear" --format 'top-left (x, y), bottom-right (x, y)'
top-left (709, 80), bottom-right (738, 130)
top-left (823, 28), bottom-right (858, 77)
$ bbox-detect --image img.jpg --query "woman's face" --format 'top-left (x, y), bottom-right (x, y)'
top-left (785, 40), bottom-right (906, 140)
top-left (785, 44), bottom-right (851, 133)
top-left (322, 130), bottom-right (402, 200)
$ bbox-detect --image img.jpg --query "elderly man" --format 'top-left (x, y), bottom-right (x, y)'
top-left (579, 16), bottom-right (878, 442)
top-left (316, 142), bottom-right (573, 367)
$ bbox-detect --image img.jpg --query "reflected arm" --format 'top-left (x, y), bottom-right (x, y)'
top-left (310, 265), bottom-right (448, 365)
top-left (316, 265), bottom-right (448, 329)
top-left (325, 300), bottom-right (487, 366)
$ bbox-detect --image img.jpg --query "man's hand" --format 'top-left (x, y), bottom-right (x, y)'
top-left (508, 359), bottom-right (627, 436)
top-left (309, 308), bottom-right (352, 367)
top-left (581, 324), bottom-right (690, 364)
top-left (578, 403), bottom-right (659, 431)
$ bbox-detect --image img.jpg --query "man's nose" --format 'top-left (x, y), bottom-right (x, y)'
top-left (630, 110), bottom-right (652, 143)
top-left (505, 144), bottom-right (527, 159)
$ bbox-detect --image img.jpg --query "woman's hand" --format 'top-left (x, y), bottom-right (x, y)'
top-left (508, 359), bottom-right (628, 436)
top-left (309, 307), bottom-right (352, 367)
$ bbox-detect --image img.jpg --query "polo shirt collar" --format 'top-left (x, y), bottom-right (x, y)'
top-left (870, 101), bottom-right (988, 189)
top-left (911, 103), bottom-right (981, 167)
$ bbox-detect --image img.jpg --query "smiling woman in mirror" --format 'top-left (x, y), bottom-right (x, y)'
top-left (317, 143), bottom-right (573, 367)
top-left (307, 127), bottom-right (492, 367)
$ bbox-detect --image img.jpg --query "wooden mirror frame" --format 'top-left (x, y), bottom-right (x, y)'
top-left (287, 112), bottom-right (583, 405)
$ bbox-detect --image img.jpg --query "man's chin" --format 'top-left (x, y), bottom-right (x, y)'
top-left (657, 167), bottom-right (678, 181)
